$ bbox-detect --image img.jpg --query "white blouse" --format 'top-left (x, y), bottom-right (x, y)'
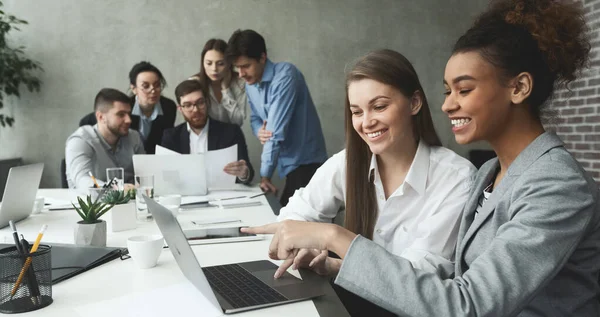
top-left (207, 76), bottom-right (248, 126)
top-left (278, 141), bottom-right (476, 277)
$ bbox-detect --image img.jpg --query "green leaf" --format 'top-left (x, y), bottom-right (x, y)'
top-left (96, 204), bottom-right (114, 219)
top-left (73, 204), bottom-right (86, 220)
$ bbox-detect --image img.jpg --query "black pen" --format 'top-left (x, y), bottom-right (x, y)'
top-left (8, 221), bottom-right (37, 304)
top-left (249, 192), bottom-right (267, 199)
top-left (20, 235), bottom-right (41, 305)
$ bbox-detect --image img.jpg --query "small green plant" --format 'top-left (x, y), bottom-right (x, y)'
top-left (0, 1), bottom-right (44, 127)
top-left (73, 195), bottom-right (113, 224)
top-left (102, 190), bottom-right (131, 205)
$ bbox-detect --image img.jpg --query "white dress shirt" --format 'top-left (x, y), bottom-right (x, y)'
top-left (188, 119), bottom-right (209, 154)
top-left (278, 141), bottom-right (476, 277)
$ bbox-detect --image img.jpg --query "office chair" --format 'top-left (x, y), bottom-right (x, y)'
top-left (60, 159), bottom-right (68, 188)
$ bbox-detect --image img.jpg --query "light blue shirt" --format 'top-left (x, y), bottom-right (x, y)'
top-left (246, 59), bottom-right (327, 178)
top-left (132, 98), bottom-right (163, 141)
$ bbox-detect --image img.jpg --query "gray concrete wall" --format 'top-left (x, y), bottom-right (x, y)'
top-left (0, 0), bottom-right (489, 188)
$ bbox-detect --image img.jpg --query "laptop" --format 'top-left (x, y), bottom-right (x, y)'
top-left (0, 163), bottom-right (44, 228)
top-left (133, 154), bottom-right (208, 196)
top-left (144, 196), bottom-right (324, 314)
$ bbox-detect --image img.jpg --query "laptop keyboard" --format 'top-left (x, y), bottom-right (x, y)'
top-left (203, 264), bottom-right (288, 309)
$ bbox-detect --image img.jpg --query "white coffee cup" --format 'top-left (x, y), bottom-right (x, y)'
top-left (127, 235), bottom-right (164, 269)
top-left (159, 194), bottom-right (181, 208)
top-left (32, 197), bottom-right (44, 214)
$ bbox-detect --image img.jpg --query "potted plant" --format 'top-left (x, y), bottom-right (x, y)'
top-left (0, 1), bottom-right (43, 128)
top-left (102, 190), bottom-right (137, 232)
top-left (73, 195), bottom-right (113, 247)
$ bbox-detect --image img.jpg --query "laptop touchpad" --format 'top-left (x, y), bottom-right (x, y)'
top-left (252, 270), bottom-right (304, 287)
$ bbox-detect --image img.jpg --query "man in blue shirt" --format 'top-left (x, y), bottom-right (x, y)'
top-left (226, 29), bottom-right (328, 206)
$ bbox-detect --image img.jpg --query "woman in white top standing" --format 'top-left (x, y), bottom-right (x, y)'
top-left (190, 39), bottom-right (247, 126)
top-left (276, 49), bottom-right (476, 280)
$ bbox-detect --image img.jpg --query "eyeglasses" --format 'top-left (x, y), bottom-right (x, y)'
top-left (137, 82), bottom-right (162, 93)
top-left (180, 99), bottom-right (207, 111)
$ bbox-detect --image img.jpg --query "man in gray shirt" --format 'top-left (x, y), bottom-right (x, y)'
top-left (66, 88), bottom-right (145, 190)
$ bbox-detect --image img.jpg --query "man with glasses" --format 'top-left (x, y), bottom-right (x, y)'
top-left (160, 80), bottom-right (254, 184)
top-left (79, 61), bottom-right (176, 154)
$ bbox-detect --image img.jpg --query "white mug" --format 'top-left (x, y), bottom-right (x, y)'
top-left (126, 235), bottom-right (164, 269)
top-left (159, 194), bottom-right (181, 208)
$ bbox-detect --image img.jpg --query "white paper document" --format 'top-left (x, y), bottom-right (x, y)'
top-left (205, 145), bottom-right (238, 189)
top-left (154, 144), bottom-right (238, 189)
top-left (155, 144), bottom-right (180, 155)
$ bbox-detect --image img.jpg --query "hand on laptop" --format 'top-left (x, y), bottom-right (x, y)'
top-left (241, 220), bottom-right (357, 274)
top-left (274, 249), bottom-right (342, 279)
top-left (223, 160), bottom-right (249, 179)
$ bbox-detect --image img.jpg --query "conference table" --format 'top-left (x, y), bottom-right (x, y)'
top-left (0, 188), bottom-right (349, 317)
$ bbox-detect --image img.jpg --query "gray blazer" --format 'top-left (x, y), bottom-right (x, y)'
top-left (335, 132), bottom-right (600, 316)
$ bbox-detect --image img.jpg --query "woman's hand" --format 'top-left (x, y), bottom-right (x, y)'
top-left (274, 249), bottom-right (341, 278)
top-left (241, 220), bottom-right (357, 271)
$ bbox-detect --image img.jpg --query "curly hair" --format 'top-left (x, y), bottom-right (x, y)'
top-left (453, 0), bottom-right (591, 119)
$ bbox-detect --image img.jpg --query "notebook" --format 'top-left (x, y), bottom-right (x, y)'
top-left (0, 243), bottom-right (124, 284)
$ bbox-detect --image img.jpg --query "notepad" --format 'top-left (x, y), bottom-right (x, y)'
top-left (0, 243), bottom-right (124, 284)
top-left (208, 198), bottom-right (262, 209)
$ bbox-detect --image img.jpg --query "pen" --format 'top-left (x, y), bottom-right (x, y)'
top-left (11, 225), bottom-right (47, 300)
top-left (8, 221), bottom-right (24, 255)
top-left (88, 171), bottom-right (100, 188)
top-left (248, 192), bottom-right (267, 199)
top-left (213, 195), bottom-right (246, 201)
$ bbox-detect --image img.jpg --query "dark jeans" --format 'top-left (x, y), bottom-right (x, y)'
top-left (279, 163), bottom-right (322, 207)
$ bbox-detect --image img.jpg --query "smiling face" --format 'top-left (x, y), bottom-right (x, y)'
top-left (442, 51), bottom-right (514, 145)
top-left (348, 78), bottom-right (420, 156)
top-left (98, 101), bottom-right (132, 137)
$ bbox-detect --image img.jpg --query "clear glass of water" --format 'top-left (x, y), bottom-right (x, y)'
top-left (106, 167), bottom-right (124, 190)
top-left (134, 175), bottom-right (154, 221)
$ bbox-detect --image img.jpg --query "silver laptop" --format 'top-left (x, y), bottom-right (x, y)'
top-left (0, 164), bottom-right (44, 228)
top-left (144, 196), bottom-right (323, 314)
top-left (133, 154), bottom-right (208, 196)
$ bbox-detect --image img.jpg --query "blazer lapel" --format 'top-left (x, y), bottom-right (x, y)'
top-left (455, 160), bottom-right (498, 270)
top-left (179, 126), bottom-right (190, 154)
top-left (207, 120), bottom-right (218, 151)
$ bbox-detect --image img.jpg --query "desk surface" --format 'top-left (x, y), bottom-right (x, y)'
top-left (0, 189), bottom-right (344, 317)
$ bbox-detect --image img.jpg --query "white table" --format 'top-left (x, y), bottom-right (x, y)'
top-left (0, 189), bottom-right (324, 317)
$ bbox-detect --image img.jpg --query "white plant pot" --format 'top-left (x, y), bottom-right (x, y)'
top-left (74, 220), bottom-right (107, 247)
top-left (106, 203), bottom-right (137, 232)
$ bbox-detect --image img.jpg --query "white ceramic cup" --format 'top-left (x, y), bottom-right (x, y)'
top-left (126, 235), bottom-right (164, 269)
top-left (159, 194), bottom-right (181, 208)
top-left (32, 197), bottom-right (44, 214)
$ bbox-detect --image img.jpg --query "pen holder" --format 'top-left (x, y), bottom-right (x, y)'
top-left (0, 245), bottom-right (53, 313)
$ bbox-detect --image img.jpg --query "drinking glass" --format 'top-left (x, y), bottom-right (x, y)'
top-left (134, 175), bottom-right (154, 221)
